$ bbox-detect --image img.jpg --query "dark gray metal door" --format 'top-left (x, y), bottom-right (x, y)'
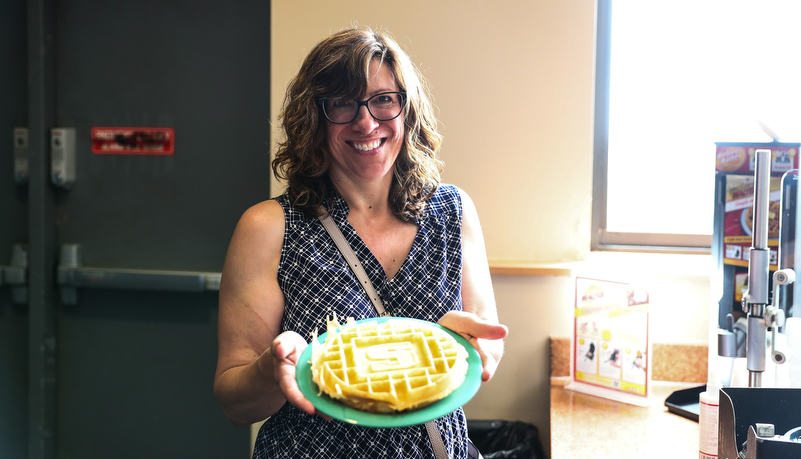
top-left (5, 1), bottom-right (272, 457)
top-left (0, 1), bottom-right (30, 458)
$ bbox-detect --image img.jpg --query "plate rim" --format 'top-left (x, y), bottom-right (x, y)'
top-left (741, 207), bottom-right (752, 236)
top-left (295, 316), bottom-right (482, 428)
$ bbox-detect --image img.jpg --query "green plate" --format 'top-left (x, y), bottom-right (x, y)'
top-left (296, 316), bottom-right (482, 428)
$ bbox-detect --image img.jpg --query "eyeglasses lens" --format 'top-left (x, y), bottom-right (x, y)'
top-left (324, 92), bottom-right (403, 124)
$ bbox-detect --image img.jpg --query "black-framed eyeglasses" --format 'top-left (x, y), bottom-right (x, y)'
top-left (318, 91), bottom-right (406, 124)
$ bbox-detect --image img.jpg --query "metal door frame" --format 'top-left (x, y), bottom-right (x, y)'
top-left (27, 1), bottom-right (57, 457)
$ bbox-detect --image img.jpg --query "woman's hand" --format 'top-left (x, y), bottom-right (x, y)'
top-left (438, 310), bottom-right (508, 382)
top-left (270, 331), bottom-right (331, 420)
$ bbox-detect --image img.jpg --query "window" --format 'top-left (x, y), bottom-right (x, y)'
top-left (592, 0), bottom-right (801, 252)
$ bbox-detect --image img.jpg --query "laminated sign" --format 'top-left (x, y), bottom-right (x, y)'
top-left (91, 127), bottom-right (174, 155)
top-left (566, 277), bottom-right (651, 406)
top-left (722, 175), bottom-right (780, 270)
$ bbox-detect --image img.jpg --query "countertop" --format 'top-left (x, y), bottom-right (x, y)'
top-left (550, 379), bottom-right (701, 459)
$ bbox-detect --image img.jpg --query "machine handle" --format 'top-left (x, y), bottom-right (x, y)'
top-left (57, 244), bottom-right (220, 305)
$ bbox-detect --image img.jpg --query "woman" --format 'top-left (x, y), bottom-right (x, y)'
top-left (214, 26), bottom-right (507, 458)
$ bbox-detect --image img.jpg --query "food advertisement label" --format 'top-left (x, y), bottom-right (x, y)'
top-left (715, 145), bottom-right (798, 174)
top-left (571, 277), bottom-right (649, 401)
top-left (723, 175), bottom-right (780, 269)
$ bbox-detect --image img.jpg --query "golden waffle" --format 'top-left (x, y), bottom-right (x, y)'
top-left (310, 316), bottom-right (469, 413)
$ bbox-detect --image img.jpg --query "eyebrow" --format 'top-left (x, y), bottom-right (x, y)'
top-left (327, 89), bottom-right (399, 101)
top-left (363, 89), bottom-right (399, 98)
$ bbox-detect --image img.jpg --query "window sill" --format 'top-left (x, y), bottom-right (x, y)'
top-left (489, 251), bottom-right (713, 278)
top-left (488, 261), bottom-right (577, 277)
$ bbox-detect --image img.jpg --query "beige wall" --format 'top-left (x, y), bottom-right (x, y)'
top-left (271, 0), bottom-right (595, 265)
top-left (270, 2), bottom-right (712, 457)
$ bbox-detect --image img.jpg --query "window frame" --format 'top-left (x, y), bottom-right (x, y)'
top-left (590, 0), bottom-right (712, 253)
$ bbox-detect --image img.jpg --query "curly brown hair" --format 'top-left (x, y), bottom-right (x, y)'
top-left (272, 26), bottom-right (444, 221)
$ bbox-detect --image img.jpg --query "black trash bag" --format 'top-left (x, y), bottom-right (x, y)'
top-left (466, 420), bottom-right (545, 459)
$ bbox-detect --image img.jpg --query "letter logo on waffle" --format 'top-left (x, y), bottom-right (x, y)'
top-left (310, 317), bottom-right (469, 413)
top-left (366, 342), bottom-right (417, 372)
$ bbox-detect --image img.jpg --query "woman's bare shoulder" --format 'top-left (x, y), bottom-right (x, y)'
top-left (224, 199), bottom-right (286, 271)
top-left (239, 199), bottom-right (285, 230)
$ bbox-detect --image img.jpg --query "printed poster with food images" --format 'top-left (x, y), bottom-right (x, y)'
top-left (715, 144), bottom-right (797, 175)
top-left (723, 175), bottom-right (780, 270)
top-left (567, 277), bottom-right (650, 406)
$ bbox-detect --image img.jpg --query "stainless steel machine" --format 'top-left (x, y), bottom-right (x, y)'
top-left (718, 149), bottom-right (801, 459)
top-left (740, 150), bottom-right (794, 387)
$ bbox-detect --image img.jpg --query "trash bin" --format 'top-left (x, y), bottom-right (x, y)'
top-left (466, 420), bottom-right (545, 459)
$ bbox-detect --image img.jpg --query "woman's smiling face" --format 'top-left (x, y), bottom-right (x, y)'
top-left (324, 59), bottom-right (405, 185)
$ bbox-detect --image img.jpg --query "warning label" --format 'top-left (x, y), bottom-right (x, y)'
top-left (91, 127), bottom-right (174, 155)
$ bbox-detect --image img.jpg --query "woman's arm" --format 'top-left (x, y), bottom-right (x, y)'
top-left (213, 200), bottom-right (296, 426)
top-left (439, 189), bottom-right (507, 382)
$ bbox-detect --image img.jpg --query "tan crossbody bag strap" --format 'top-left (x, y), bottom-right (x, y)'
top-left (318, 213), bottom-right (450, 459)
top-left (318, 213), bottom-right (389, 317)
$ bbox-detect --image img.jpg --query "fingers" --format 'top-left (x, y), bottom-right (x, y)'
top-left (438, 311), bottom-right (507, 382)
top-left (271, 333), bottom-right (303, 362)
top-left (270, 332), bottom-right (328, 419)
top-left (471, 338), bottom-right (500, 382)
top-left (438, 310), bottom-right (508, 341)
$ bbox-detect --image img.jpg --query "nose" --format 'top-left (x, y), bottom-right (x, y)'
top-left (351, 104), bottom-right (379, 133)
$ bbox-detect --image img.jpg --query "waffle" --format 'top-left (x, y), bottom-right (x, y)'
top-left (310, 316), bottom-right (469, 413)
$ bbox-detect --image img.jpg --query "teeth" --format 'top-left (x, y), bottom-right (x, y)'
top-left (352, 139), bottom-right (381, 151)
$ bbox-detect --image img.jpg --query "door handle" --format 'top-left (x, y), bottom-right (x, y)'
top-left (57, 244), bottom-right (221, 305)
top-left (0, 243), bottom-right (28, 304)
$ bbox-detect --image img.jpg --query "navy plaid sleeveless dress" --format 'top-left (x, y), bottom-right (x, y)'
top-left (252, 184), bottom-right (468, 459)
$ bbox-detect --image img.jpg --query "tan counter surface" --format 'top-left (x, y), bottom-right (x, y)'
top-left (551, 380), bottom-right (701, 459)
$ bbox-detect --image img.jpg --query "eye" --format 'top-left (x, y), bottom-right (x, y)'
top-left (329, 99), bottom-right (355, 110)
top-left (373, 94), bottom-right (397, 106)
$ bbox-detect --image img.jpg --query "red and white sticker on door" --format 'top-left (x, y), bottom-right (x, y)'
top-left (91, 127), bottom-right (174, 155)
